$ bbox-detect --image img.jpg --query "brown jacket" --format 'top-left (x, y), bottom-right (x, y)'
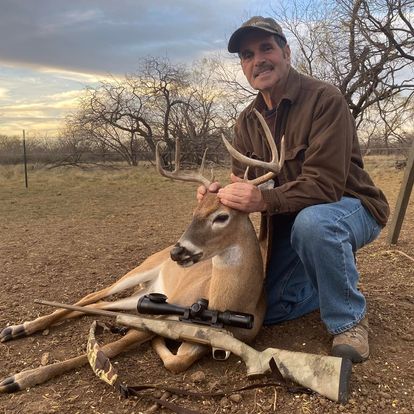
top-left (232, 67), bottom-right (389, 268)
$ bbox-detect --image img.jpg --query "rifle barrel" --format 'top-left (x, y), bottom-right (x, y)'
top-left (34, 299), bottom-right (123, 318)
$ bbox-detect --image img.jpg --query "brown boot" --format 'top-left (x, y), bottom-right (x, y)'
top-left (331, 317), bottom-right (369, 363)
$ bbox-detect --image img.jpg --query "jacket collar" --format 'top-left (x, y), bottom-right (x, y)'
top-left (247, 67), bottom-right (302, 116)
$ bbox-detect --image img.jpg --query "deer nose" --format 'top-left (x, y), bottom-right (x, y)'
top-left (170, 244), bottom-right (187, 262)
top-left (170, 243), bottom-right (203, 267)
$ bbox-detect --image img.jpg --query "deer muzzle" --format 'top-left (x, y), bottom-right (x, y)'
top-left (170, 243), bottom-right (202, 267)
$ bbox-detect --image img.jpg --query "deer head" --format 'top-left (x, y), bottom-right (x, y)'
top-left (156, 108), bottom-right (285, 267)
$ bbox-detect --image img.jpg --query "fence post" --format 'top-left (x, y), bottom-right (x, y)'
top-left (387, 139), bottom-right (414, 244)
top-left (23, 129), bottom-right (28, 188)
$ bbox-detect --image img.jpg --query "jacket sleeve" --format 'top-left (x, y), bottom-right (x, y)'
top-left (260, 91), bottom-right (354, 214)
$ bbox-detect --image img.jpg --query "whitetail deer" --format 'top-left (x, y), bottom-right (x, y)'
top-left (0, 109), bottom-right (284, 394)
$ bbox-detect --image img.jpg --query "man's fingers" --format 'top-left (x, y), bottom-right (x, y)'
top-left (197, 185), bottom-right (207, 195)
top-left (197, 185), bottom-right (207, 202)
top-left (218, 182), bottom-right (266, 213)
top-left (219, 182), bottom-right (254, 198)
top-left (208, 182), bottom-right (221, 193)
top-left (197, 182), bottom-right (221, 203)
top-left (219, 198), bottom-right (249, 211)
top-left (217, 191), bottom-right (245, 204)
top-left (230, 173), bottom-right (244, 183)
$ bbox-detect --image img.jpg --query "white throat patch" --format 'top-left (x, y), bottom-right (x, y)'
top-left (212, 245), bottom-right (242, 268)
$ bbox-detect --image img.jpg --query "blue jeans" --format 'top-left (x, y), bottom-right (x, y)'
top-left (264, 196), bottom-right (382, 334)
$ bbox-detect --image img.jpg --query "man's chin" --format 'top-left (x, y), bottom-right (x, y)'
top-left (254, 79), bottom-right (276, 92)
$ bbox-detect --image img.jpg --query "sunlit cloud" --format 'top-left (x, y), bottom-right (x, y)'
top-left (0, 79), bottom-right (84, 136)
top-left (0, 87), bottom-right (9, 99)
top-left (39, 66), bottom-right (116, 84)
top-left (0, 119), bottom-right (64, 137)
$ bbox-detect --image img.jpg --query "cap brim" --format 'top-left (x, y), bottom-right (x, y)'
top-left (228, 26), bottom-right (281, 53)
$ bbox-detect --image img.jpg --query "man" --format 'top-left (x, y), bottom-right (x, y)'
top-left (198, 16), bottom-right (389, 362)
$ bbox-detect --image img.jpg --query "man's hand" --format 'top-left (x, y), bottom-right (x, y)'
top-left (197, 182), bottom-right (221, 203)
top-left (217, 174), bottom-right (268, 213)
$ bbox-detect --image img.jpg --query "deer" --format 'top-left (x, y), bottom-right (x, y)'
top-left (0, 109), bottom-right (284, 394)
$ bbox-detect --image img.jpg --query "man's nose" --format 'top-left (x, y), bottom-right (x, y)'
top-left (254, 53), bottom-right (266, 65)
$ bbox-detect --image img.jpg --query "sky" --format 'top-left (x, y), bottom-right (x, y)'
top-left (0, 0), bottom-right (275, 138)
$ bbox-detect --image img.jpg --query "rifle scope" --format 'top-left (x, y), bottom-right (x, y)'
top-left (137, 293), bottom-right (254, 329)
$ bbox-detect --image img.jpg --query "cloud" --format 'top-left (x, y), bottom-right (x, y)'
top-left (0, 0), bottom-right (272, 136)
top-left (0, 87), bottom-right (9, 99)
top-left (0, 68), bottom-right (85, 135)
top-left (0, 0), bottom-right (269, 74)
top-left (38, 66), bottom-right (113, 84)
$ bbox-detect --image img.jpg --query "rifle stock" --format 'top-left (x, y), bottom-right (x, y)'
top-left (35, 300), bottom-right (351, 403)
top-left (117, 314), bottom-right (351, 403)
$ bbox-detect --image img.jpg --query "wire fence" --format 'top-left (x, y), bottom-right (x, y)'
top-left (0, 150), bottom-right (233, 168)
top-left (0, 145), bottom-right (411, 168)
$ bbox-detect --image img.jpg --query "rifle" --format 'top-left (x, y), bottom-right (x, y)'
top-left (35, 299), bottom-right (351, 404)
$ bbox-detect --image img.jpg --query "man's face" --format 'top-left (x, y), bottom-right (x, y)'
top-left (239, 31), bottom-right (291, 95)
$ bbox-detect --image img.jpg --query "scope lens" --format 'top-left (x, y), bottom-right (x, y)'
top-left (147, 293), bottom-right (168, 303)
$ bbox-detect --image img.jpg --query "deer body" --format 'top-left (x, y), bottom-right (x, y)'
top-left (0, 108), bottom-right (281, 393)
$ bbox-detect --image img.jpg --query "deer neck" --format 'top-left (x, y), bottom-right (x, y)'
top-left (208, 217), bottom-right (263, 312)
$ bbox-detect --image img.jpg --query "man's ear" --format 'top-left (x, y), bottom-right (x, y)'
top-left (284, 44), bottom-right (291, 62)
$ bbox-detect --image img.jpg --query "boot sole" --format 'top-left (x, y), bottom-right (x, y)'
top-left (331, 344), bottom-right (369, 363)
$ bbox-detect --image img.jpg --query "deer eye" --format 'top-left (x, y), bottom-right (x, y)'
top-left (213, 214), bottom-right (229, 225)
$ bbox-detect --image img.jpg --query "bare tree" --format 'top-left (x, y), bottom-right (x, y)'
top-left (76, 78), bottom-right (154, 166)
top-left (270, 0), bottom-right (414, 148)
top-left (50, 120), bottom-right (96, 168)
top-left (127, 57), bottom-right (194, 166)
top-left (358, 0), bottom-right (414, 62)
top-left (63, 58), bottom-right (188, 167)
top-left (204, 54), bottom-right (256, 127)
top-left (60, 57), bottom-right (231, 168)
top-left (168, 58), bottom-right (232, 165)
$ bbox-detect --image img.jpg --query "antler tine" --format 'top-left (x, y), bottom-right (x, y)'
top-left (222, 135), bottom-right (279, 174)
top-left (222, 108), bottom-right (285, 186)
top-left (155, 139), bottom-right (213, 188)
top-left (253, 108), bottom-right (280, 167)
top-left (249, 135), bottom-right (285, 186)
top-left (200, 147), bottom-right (215, 184)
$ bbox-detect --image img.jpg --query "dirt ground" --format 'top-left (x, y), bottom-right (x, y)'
top-left (0, 159), bottom-right (413, 414)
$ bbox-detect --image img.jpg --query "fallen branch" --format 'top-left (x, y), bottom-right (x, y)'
top-left (385, 249), bottom-right (414, 263)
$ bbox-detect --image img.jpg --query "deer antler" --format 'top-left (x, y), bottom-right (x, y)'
top-left (222, 108), bottom-right (285, 186)
top-left (156, 139), bottom-right (214, 188)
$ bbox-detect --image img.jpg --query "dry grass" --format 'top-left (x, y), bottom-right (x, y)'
top-left (0, 156), bottom-right (404, 217)
top-left (0, 164), bottom-right (229, 220)
top-left (0, 156), bottom-right (412, 414)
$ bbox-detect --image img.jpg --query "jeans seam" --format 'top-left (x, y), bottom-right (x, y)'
top-left (265, 257), bottom-right (316, 324)
top-left (276, 257), bottom-right (302, 304)
top-left (330, 311), bottom-right (366, 335)
top-left (330, 202), bottom-right (365, 334)
top-left (334, 221), bottom-right (351, 327)
top-left (368, 219), bottom-right (382, 244)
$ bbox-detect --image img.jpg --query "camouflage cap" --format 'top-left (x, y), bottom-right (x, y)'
top-left (228, 16), bottom-right (287, 53)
